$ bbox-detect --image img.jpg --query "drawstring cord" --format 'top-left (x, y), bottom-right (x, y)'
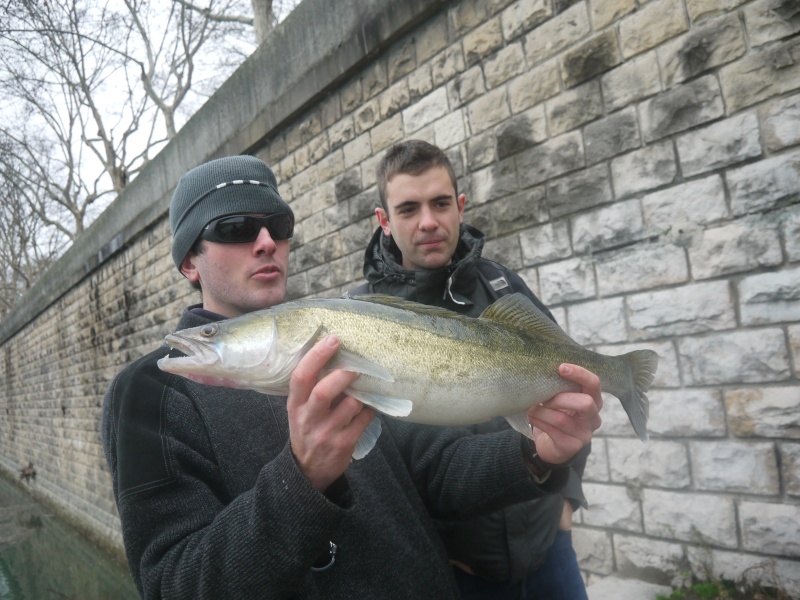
top-left (445, 276), bottom-right (466, 305)
top-left (311, 541), bottom-right (337, 572)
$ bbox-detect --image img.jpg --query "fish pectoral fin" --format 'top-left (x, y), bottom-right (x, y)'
top-left (345, 388), bottom-right (413, 418)
top-left (330, 348), bottom-right (395, 382)
top-left (352, 416), bottom-right (382, 460)
top-left (504, 412), bottom-right (535, 441)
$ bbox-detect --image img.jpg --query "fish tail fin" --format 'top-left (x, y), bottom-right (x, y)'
top-left (615, 350), bottom-right (658, 442)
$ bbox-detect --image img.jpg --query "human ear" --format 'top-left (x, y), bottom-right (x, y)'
top-left (180, 253), bottom-right (201, 283)
top-left (376, 208), bottom-right (392, 236)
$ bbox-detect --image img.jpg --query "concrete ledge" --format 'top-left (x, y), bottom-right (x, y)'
top-left (0, 0), bottom-right (446, 345)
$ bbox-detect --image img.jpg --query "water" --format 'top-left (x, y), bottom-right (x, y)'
top-left (0, 475), bottom-right (138, 600)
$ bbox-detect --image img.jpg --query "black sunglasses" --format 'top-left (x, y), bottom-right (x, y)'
top-left (200, 213), bottom-right (294, 244)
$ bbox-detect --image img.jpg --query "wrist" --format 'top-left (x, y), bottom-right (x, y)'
top-left (520, 437), bottom-right (550, 482)
top-left (521, 438), bottom-right (572, 482)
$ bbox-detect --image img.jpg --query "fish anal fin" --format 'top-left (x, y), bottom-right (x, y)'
top-left (353, 416), bottom-right (382, 460)
top-left (505, 412), bottom-right (535, 441)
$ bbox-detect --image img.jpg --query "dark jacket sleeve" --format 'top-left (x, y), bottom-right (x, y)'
top-left (383, 420), bottom-right (569, 521)
top-left (102, 356), bottom-right (350, 600)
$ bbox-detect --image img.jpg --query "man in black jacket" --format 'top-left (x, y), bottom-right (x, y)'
top-left (102, 155), bottom-right (602, 599)
top-left (349, 140), bottom-right (591, 600)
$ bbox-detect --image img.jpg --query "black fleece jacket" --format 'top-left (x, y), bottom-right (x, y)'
top-left (102, 307), bottom-right (570, 599)
top-left (353, 224), bottom-right (589, 583)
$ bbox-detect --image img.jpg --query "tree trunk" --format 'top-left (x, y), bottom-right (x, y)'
top-left (251, 0), bottom-right (275, 43)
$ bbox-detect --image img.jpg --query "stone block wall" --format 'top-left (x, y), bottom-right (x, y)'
top-left (0, 0), bottom-right (797, 592)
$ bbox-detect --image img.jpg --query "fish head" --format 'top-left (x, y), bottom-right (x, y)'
top-left (157, 310), bottom-right (291, 391)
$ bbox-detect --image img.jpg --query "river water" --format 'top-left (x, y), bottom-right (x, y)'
top-left (0, 475), bottom-right (138, 600)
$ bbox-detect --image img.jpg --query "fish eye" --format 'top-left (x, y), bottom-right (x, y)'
top-left (200, 324), bottom-right (219, 337)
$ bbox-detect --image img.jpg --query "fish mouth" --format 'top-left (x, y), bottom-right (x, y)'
top-left (160, 333), bottom-right (220, 370)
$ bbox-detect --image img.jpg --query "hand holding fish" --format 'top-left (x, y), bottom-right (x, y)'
top-left (527, 364), bottom-right (603, 466)
top-left (287, 335), bottom-right (376, 492)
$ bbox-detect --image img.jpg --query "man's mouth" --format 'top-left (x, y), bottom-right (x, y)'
top-left (252, 265), bottom-right (281, 279)
top-left (254, 264), bottom-right (279, 273)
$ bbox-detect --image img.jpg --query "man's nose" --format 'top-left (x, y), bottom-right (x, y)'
top-left (419, 208), bottom-right (438, 230)
top-left (252, 225), bottom-right (277, 253)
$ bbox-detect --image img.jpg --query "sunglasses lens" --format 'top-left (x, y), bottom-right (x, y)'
top-left (268, 214), bottom-right (293, 240)
top-left (204, 214), bottom-right (294, 243)
top-left (214, 216), bottom-right (261, 242)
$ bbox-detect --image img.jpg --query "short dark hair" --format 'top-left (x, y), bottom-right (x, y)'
top-left (376, 140), bottom-right (458, 213)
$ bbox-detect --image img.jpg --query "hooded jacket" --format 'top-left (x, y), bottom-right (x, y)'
top-left (352, 224), bottom-right (589, 583)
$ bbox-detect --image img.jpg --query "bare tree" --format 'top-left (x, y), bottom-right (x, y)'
top-left (1, 0), bottom-right (256, 214)
top-left (0, 6), bottom-right (121, 239)
top-left (0, 136), bottom-right (65, 319)
top-left (0, 0), bottom-right (300, 317)
top-left (251, 0), bottom-right (276, 42)
top-left (178, 0), bottom-right (299, 43)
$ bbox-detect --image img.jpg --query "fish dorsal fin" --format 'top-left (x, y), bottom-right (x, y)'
top-left (480, 293), bottom-right (576, 344)
top-left (349, 294), bottom-right (469, 320)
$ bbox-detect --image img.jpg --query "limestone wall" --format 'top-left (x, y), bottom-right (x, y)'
top-left (0, 0), bottom-right (797, 592)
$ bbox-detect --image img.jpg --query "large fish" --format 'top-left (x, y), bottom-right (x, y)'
top-left (158, 293), bottom-right (658, 458)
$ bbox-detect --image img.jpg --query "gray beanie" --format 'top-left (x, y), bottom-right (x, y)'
top-left (169, 155), bottom-right (294, 271)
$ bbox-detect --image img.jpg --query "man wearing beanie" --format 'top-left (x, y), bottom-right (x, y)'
top-left (101, 155), bottom-right (601, 599)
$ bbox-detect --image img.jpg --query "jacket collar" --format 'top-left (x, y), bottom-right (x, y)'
top-left (362, 224), bottom-right (486, 307)
top-left (177, 304), bottom-right (226, 331)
